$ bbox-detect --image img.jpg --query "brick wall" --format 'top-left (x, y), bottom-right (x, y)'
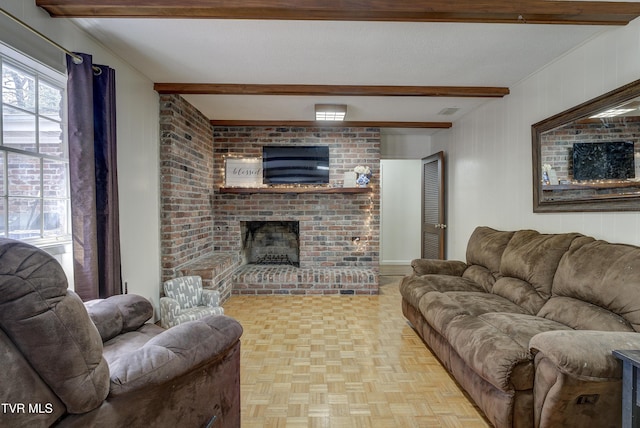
top-left (159, 94), bottom-right (215, 280)
top-left (159, 96), bottom-right (381, 296)
top-left (213, 126), bottom-right (381, 273)
top-left (541, 117), bottom-right (640, 181)
top-left (4, 138), bottom-right (67, 239)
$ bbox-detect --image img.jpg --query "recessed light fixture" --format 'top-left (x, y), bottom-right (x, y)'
top-left (315, 104), bottom-right (347, 121)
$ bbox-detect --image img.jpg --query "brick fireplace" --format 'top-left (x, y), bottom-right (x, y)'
top-left (159, 94), bottom-right (380, 298)
top-left (212, 126), bottom-right (381, 295)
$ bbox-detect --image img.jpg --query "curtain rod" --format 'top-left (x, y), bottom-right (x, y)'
top-left (0, 7), bottom-right (100, 72)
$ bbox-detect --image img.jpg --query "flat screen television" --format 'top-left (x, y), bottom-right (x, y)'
top-left (262, 146), bottom-right (330, 184)
top-left (572, 141), bottom-right (635, 181)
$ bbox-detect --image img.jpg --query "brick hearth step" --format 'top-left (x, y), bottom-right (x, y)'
top-left (177, 252), bottom-right (241, 302)
top-left (232, 264), bottom-right (378, 295)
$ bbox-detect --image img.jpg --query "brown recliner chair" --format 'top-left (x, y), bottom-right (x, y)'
top-left (0, 238), bottom-right (242, 427)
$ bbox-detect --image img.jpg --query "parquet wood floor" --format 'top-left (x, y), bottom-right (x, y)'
top-left (223, 276), bottom-right (491, 428)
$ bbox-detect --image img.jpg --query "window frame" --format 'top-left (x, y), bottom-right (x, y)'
top-left (0, 42), bottom-right (71, 246)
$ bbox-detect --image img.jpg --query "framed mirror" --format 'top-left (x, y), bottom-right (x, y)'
top-left (532, 79), bottom-right (640, 212)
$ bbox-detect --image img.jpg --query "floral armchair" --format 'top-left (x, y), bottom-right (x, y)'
top-left (160, 276), bottom-right (224, 328)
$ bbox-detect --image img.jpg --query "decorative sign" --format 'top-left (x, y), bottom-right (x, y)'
top-left (343, 171), bottom-right (357, 188)
top-left (224, 157), bottom-right (263, 187)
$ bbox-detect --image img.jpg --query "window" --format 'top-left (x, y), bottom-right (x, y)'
top-left (0, 44), bottom-right (70, 244)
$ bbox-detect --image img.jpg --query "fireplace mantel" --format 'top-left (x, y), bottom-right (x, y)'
top-left (218, 187), bottom-right (372, 195)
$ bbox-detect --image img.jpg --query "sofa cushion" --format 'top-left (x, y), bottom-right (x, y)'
top-left (85, 294), bottom-right (154, 342)
top-left (493, 230), bottom-right (582, 314)
top-left (85, 298), bottom-right (124, 342)
top-left (108, 315), bottom-right (243, 397)
top-left (464, 227), bottom-right (515, 292)
top-left (462, 265), bottom-right (499, 293)
top-left (419, 291), bottom-right (528, 337)
top-left (538, 296), bottom-right (634, 332)
top-left (491, 277), bottom-right (543, 315)
top-left (0, 328), bottom-right (65, 427)
top-left (102, 324), bottom-right (166, 365)
top-left (0, 239), bottom-right (110, 414)
top-left (400, 274), bottom-right (483, 309)
top-left (411, 259), bottom-right (467, 276)
top-left (542, 237), bottom-right (640, 332)
top-left (445, 313), bottom-right (571, 391)
top-left (531, 330), bottom-right (640, 381)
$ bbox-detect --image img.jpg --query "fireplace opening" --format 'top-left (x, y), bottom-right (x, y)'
top-left (240, 221), bottom-right (300, 267)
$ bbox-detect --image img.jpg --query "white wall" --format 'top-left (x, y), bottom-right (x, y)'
top-left (4, 1), bottom-right (162, 314)
top-left (379, 132), bottom-right (433, 267)
top-left (432, 18), bottom-right (640, 260)
top-left (380, 159), bottom-right (422, 265)
top-left (381, 132), bottom-right (434, 159)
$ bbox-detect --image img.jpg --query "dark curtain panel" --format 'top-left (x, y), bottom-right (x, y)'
top-left (66, 53), bottom-right (122, 300)
top-left (93, 64), bottom-right (122, 298)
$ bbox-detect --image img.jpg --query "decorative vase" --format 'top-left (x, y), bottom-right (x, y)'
top-left (542, 170), bottom-right (550, 185)
top-left (356, 173), bottom-right (370, 187)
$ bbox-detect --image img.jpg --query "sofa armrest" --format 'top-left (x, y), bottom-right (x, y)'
top-left (530, 330), bottom-right (640, 381)
top-left (411, 259), bottom-right (467, 276)
top-left (201, 289), bottom-right (221, 308)
top-left (108, 315), bottom-right (243, 396)
top-left (85, 294), bottom-right (153, 342)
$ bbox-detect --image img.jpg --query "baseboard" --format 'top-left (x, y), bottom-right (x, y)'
top-left (379, 264), bottom-right (413, 276)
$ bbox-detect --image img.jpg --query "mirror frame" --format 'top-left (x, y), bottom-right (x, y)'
top-left (532, 78), bottom-right (640, 212)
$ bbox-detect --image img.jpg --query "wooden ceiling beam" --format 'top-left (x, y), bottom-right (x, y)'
top-left (210, 120), bottom-right (452, 129)
top-left (36, 0), bottom-right (640, 25)
top-left (154, 83), bottom-right (510, 98)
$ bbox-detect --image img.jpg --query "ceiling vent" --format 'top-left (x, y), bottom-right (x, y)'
top-left (438, 107), bottom-right (460, 116)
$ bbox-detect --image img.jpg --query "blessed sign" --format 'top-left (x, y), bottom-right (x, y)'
top-left (224, 157), bottom-right (262, 187)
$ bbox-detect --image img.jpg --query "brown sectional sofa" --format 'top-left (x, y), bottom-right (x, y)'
top-left (400, 226), bottom-right (640, 428)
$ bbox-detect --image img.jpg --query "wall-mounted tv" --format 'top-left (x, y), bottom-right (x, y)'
top-left (262, 146), bottom-right (330, 184)
top-left (572, 141), bottom-right (635, 181)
